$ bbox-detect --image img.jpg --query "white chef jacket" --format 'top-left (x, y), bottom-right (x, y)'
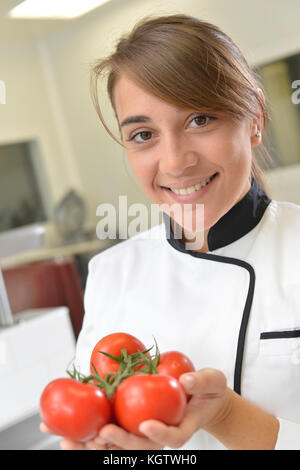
top-left (75, 178), bottom-right (300, 450)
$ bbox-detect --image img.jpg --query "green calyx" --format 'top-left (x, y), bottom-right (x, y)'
top-left (66, 337), bottom-right (160, 399)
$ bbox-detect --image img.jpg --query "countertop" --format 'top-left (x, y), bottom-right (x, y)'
top-left (0, 237), bottom-right (117, 269)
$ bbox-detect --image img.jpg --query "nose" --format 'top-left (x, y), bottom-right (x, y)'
top-left (158, 134), bottom-right (199, 176)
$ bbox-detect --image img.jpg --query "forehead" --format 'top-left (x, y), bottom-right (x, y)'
top-left (112, 74), bottom-right (247, 131)
top-left (113, 74), bottom-right (185, 119)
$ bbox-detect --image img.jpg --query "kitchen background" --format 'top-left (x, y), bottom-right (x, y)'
top-left (0, 0), bottom-right (299, 450)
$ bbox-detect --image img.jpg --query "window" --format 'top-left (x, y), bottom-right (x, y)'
top-left (255, 52), bottom-right (300, 169)
top-left (0, 141), bottom-right (47, 233)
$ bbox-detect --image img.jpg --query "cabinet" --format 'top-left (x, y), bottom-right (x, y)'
top-left (2, 258), bottom-right (84, 339)
top-left (0, 307), bottom-right (76, 449)
top-left (0, 237), bottom-right (117, 338)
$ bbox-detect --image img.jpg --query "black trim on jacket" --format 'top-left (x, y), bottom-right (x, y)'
top-left (163, 178), bottom-right (271, 395)
top-left (261, 329), bottom-right (300, 339)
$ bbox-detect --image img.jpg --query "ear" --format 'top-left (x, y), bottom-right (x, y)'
top-left (250, 88), bottom-right (265, 147)
top-left (257, 87), bottom-right (265, 104)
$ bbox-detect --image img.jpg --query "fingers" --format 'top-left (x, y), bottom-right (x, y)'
top-left (140, 369), bottom-right (229, 449)
top-left (60, 439), bottom-right (87, 450)
top-left (98, 423), bottom-right (163, 450)
top-left (85, 434), bottom-right (111, 450)
top-left (60, 435), bottom-right (120, 450)
top-left (138, 405), bottom-right (217, 449)
top-left (40, 423), bottom-right (88, 450)
top-left (40, 370), bottom-right (228, 451)
top-left (179, 368), bottom-right (227, 399)
top-left (139, 407), bottom-right (210, 449)
top-left (85, 432), bottom-right (123, 450)
top-left (139, 420), bottom-right (187, 449)
top-left (40, 422), bottom-right (51, 434)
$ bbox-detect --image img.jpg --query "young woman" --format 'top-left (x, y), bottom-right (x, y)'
top-left (41, 14), bottom-right (300, 450)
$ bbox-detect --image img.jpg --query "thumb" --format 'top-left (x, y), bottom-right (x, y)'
top-left (178, 369), bottom-right (231, 430)
top-left (179, 368), bottom-right (227, 398)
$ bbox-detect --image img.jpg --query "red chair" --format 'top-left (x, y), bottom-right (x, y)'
top-left (2, 258), bottom-right (84, 339)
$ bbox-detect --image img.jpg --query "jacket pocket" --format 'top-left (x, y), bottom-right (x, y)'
top-left (260, 328), bottom-right (300, 339)
top-left (259, 328), bottom-right (300, 359)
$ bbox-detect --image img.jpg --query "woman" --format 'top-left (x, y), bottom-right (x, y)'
top-left (41, 14), bottom-right (300, 450)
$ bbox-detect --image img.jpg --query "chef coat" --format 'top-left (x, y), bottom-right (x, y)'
top-left (75, 178), bottom-right (300, 450)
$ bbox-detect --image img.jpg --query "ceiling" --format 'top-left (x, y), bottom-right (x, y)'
top-left (0, 0), bottom-right (106, 42)
top-left (0, 0), bottom-right (22, 14)
top-left (1, 0), bottom-right (300, 63)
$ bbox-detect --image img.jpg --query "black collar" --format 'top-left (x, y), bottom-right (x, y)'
top-left (164, 178), bottom-right (271, 253)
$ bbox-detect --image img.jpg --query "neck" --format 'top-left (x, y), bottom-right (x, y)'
top-left (164, 177), bottom-right (271, 253)
top-left (180, 226), bottom-right (210, 253)
top-left (180, 179), bottom-right (252, 253)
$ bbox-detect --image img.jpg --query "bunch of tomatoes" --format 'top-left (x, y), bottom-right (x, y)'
top-left (40, 332), bottom-right (195, 442)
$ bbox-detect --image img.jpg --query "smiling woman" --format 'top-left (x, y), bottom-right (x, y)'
top-left (112, 75), bottom-right (260, 247)
top-left (90, 14), bottom-right (270, 189)
top-left (41, 14), bottom-right (300, 451)
top-left (89, 14), bottom-right (272, 249)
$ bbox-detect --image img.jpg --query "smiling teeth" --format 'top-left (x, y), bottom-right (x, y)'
top-left (171, 176), bottom-right (214, 195)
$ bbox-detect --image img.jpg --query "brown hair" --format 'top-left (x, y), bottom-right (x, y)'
top-left (90, 14), bottom-right (272, 191)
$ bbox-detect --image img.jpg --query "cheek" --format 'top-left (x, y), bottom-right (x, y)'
top-left (199, 131), bottom-right (236, 168)
top-left (214, 131), bottom-right (252, 173)
top-left (126, 154), bottom-right (157, 191)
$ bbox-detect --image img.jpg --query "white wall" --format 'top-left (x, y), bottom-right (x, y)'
top-left (265, 164), bottom-right (300, 205)
top-left (0, 42), bottom-right (82, 211)
top-left (1, 0), bottom-right (300, 234)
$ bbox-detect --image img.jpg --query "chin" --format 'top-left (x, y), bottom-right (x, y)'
top-left (185, 206), bottom-right (219, 232)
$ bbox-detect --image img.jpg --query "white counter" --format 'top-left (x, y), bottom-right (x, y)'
top-left (0, 307), bottom-right (76, 432)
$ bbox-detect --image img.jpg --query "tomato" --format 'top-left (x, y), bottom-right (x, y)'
top-left (40, 378), bottom-right (111, 442)
top-left (157, 351), bottom-right (195, 379)
top-left (113, 374), bottom-right (187, 436)
top-left (90, 332), bottom-right (147, 379)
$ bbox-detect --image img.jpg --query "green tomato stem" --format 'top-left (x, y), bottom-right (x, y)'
top-left (65, 336), bottom-right (161, 399)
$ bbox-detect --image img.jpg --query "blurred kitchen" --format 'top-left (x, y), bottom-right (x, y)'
top-left (0, 0), bottom-right (299, 450)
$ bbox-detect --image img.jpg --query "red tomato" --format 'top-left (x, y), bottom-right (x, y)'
top-left (113, 374), bottom-right (187, 436)
top-left (157, 351), bottom-right (195, 379)
top-left (40, 378), bottom-right (111, 442)
top-left (90, 332), bottom-right (147, 379)
top-left (157, 351), bottom-right (195, 401)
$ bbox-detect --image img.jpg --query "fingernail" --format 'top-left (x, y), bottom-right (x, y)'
top-left (183, 374), bottom-right (195, 390)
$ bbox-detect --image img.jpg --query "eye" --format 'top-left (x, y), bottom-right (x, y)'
top-left (189, 114), bottom-right (216, 128)
top-left (127, 131), bottom-right (152, 144)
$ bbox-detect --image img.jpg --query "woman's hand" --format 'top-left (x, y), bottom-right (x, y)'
top-left (39, 421), bottom-right (163, 450)
top-left (94, 368), bottom-right (230, 450)
top-left (138, 368), bottom-right (231, 449)
top-left (90, 367), bottom-right (278, 450)
top-left (40, 368), bottom-right (231, 450)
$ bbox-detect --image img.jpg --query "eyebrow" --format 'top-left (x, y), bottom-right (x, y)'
top-left (120, 115), bottom-right (152, 128)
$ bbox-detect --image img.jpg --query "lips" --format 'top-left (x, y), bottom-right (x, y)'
top-left (161, 173), bottom-right (218, 191)
top-left (160, 172), bottom-right (219, 203)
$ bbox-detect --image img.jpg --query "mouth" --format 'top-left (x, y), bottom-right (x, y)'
top-left (162, 173), bottom-right (218, 195)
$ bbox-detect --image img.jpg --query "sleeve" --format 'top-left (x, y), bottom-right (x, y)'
top-left (73, 257), bottom-right (99, 376)
top-left (275, 418), bottom-right (300, 450)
